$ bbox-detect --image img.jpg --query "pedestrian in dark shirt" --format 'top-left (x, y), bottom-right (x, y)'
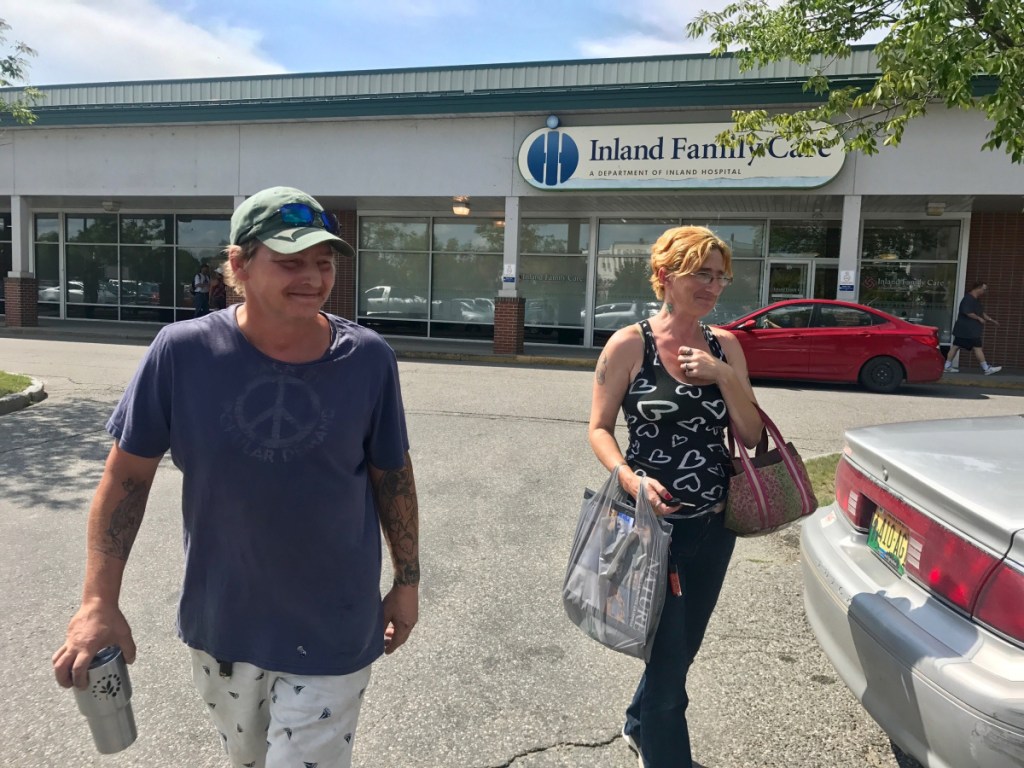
top-left (945, 281), bottom-right (1001, 375)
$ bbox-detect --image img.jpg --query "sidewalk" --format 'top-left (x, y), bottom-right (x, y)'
top-left (2, 317), bottom-right (1023, 389)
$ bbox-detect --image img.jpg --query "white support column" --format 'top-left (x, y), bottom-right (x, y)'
top-left (499, 196), bottom-right (520, 297)
top-left (837, 195), bottom-right (862, 301)
top-left (8, 195), bottom-right (32, 277)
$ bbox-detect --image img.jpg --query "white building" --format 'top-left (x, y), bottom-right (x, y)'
top-left (2, 47), bottom-right (1021, 365)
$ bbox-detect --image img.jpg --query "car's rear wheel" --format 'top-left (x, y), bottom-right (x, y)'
top-left (860, 356), bottom-right (904, 393)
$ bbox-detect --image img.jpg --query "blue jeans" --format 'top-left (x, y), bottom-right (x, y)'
top-left (623, 512), bottom-right (736, 768)
top-left (193, 292), bottom-right (209, 317)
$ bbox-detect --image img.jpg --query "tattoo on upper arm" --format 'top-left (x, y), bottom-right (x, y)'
top-left (100, 478), bottom-right (148, 561)
top-left (373, 462), bottom-right (420, 586)
top-left (596, 355), bottom-right (608, 385)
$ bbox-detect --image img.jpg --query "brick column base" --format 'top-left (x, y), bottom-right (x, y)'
top-left (323, 209), bottom-right (356, 321)
top-left (3, 276), bottom-right (39, 327)
top-left (493, 296), bottom-right (525, 355)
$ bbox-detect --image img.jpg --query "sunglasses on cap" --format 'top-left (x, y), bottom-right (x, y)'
top-left (241, 203), bottom-right (340, 242)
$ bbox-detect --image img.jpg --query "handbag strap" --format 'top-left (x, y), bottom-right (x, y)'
top-left (728, 404), bottom-right (816, 518)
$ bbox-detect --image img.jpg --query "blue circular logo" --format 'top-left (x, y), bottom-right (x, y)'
top-left (526, 130), bottom-right (579, 187)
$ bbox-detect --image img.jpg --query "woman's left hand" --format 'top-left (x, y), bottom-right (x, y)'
top-left (678, 346), bottom-right (726, 382)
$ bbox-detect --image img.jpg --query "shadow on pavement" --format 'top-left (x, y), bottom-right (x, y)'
top-left (0, 397), bottom-right (118, 512)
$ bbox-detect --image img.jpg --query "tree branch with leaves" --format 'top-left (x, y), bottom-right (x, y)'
top-left (688, 0), bottom-right (1024, 162)
top-left (1, 18), bottom-right (41, 125)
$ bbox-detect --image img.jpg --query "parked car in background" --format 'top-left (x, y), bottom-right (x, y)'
top-left (432, 297), bottom-right (494, 323)
top-left (586, 300), bottom-right (660, 330)
top-left (363, 285), bottom-right (428, 318)
top-left (38, 281), bottom-right (84, 302)
top-left (801, 415), bottom-right (1024, 768)
top-left (717, 299), bottom-right (943, 392)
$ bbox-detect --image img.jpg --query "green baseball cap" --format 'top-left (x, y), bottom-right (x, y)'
top-left (230, 186), bottom-right (355, 258)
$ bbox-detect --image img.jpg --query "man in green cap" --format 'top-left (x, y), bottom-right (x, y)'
top-left (54, 186), bottom-right (420, 768)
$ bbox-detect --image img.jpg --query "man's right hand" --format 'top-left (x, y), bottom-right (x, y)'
top-left (52, 601), bottom-right (135, 690)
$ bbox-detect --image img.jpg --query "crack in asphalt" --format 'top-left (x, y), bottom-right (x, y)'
top-left (476, 732), bottom-right (620, 768)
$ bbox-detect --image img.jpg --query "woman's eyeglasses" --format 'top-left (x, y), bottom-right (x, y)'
top-left (689, 270), bottom-right (733, 287)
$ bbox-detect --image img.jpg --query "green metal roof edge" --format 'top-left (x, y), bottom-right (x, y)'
top-left (5, 45), bottom-right (881, 92)
top-left (20, 77), bottom-right (882, 127)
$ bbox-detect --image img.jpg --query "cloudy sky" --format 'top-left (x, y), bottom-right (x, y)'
top-left (3, 0), bottom-right (744, 87)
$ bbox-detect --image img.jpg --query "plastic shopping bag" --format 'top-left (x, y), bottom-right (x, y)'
top-left (562, 468), bottom-right (672, 661)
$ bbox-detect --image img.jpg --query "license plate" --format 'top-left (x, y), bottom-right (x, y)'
top-left (867, 507), bottom-right (910, 575)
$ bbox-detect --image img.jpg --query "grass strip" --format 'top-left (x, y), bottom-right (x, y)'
top-left (0, 371), bottom-right (32, 398)
top-left (805, 452), bottom-right (841, 507)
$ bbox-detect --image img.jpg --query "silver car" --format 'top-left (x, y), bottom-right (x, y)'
top-left (801, 415), bottom-right (1024, 768)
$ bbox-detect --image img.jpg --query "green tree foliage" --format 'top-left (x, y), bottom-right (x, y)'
top-left (688, 1), bottom-right (1024, 162)
top-left (1, 19), bottom-right (40, 125)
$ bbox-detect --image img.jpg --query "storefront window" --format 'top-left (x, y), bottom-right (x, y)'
top-left (66, 243), bottom-right (118, 319)
top-left (859, 262), bottom-right (958, 339)
top-left (361, 218), bottom-right (429, 252)
top-left (121, 216), bottom-right (173, 245)
top-left (34, 215), bottom-right (60, 317)
top-left (175, 217), bottom-right (230, 319)
top-left (597, 219), bottom-right (675, 256)
top-left (433, 220), bottom-right (504, 253)
top-left (357, 218), bottom-right (429, 336)
top-left (357, 217), bottom-right (505, 340)
top-left (862, 220), bottom-right (959, 261)
top-left (120, 246), bottom-right (175, 321)
top-left (521, 219), bottom-right (589, 344)
top-left (690, 220), bottom-right (764, 260)
top-left (706, 259), bottom-right (763, 324)
top-left (359, 252), bottom-right (430, 319)
top-left (769, 222), bottom-right (841, 259)
top-left (860, 220), bottom-right (961, 341)
top-left (521, 220), bottom-right (589, 254)
top-left (430, 219), bottom-right (503, 338)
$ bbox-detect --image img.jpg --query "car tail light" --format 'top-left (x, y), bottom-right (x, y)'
top-left (975, 561), bottom-right (1024, 644)
top-left (834, 456), bottom-right (871, 529)
top-left (908, 331), bottom-right (940, 349)
top-left (834, 452), bottom-right (1003, 616)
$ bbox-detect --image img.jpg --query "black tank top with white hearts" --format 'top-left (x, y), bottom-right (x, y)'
top-left (622, 320), bottom-right (731, 519)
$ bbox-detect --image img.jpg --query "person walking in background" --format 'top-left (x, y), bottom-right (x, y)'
top-left (209, 265), bottom-right (227, 311)
top-left (53, 186), bottom-right (420, 768)
top-left (192, 263), bottom-right (211, 317)
top-left (588, 225), bottom-right (763, 768)
top-left (945, 281), bottom-right (1001, 375)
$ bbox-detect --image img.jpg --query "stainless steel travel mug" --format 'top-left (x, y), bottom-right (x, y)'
top-left (72, 646), bottom-right (137, 754)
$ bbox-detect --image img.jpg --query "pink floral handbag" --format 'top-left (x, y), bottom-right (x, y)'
top-left (725, 405), bottom-right (819, 536)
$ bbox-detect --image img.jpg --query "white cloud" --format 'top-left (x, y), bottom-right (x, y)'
top-left (343, 0), bottom-right (476, 22)
top-left (3, 0), bottom-right (286, 86)
top-left (579, 32), bottom-right (713, 59)
top-left (577, 0), bottom-right (771, 59)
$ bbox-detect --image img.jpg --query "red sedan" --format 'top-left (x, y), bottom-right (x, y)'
top-left (718, 299), bottom-right (944, 393)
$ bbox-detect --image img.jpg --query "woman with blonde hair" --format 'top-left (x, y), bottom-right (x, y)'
top-left (588, 225), bottom-right (763, 768)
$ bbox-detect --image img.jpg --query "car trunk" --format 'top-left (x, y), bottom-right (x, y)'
top-left (843, 415), bottom-right (1024, 551)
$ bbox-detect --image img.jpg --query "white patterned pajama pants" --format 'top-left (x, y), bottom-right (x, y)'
top-left (190, 648), bottom-right (372, 768)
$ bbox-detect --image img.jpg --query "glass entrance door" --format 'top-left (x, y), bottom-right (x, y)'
top-left (767, 262), bottom-right (810, 303)
top-left (813, 263), bottom-right (839, 299)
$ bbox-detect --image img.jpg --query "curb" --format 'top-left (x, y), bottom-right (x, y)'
top-left (392, 350), bottom-right (597, 369)
top-left (937, 372), bottom-right (1024, 391)
top-left (0, 377), bottom-right (48, 416)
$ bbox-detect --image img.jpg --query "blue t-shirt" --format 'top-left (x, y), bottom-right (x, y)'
top-left (106, 306), bottom-right (410, 675)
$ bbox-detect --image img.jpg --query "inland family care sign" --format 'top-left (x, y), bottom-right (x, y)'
top-left (518, 122), bottom-right (845, 190)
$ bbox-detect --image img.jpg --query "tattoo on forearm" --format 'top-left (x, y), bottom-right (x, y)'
top-left (100, 478), bottom-right (148, 561)
top-left (374, 463), bottom-right (420, 586)
top-left (596, 355), bottom-right (608, 385)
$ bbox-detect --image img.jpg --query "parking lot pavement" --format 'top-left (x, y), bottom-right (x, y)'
top-left (3, 335), bottom-right (1024, 767)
